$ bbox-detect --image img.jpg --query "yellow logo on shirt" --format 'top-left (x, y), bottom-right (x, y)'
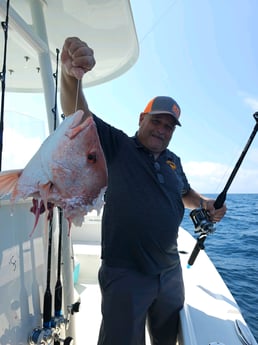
top-left (166, 160), bottom-right (176, 170)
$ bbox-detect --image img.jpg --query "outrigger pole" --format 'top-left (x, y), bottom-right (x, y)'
top-left (188, 112), bottom-right (258, 267)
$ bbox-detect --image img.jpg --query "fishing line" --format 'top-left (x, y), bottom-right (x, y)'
top-left (0, 0), bottom-right (10, 171)
top-left (139, 0), bottom-right (178, 44)
top-left (214, 131), bottom-right (256, 194)
top-left (74, 79), bottom-right (80, 112)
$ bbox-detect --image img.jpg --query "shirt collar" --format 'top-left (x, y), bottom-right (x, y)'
top-left (131, 133), bottom-right (171, 160)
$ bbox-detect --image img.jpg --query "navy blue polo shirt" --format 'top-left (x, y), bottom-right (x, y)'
top-left (93, 114), bottom-right (191, 275)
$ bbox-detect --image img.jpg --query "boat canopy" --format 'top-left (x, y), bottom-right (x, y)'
top-left (0, 0), bottom-right (139, 92)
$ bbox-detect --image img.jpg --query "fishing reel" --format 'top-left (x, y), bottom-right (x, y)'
top-left (28, 328), bottom-right (53, 345)
top-left (28, 301), bottom-right (80, 345)
top-left (28, 328), bottom-right (73, 345)
top-left (190, 207), bottom-right (215, 235)
top-left (52, 300), bottom-right (81, 332)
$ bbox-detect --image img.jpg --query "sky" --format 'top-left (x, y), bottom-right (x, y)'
top-left (2, 0), bottom-right (258, 194)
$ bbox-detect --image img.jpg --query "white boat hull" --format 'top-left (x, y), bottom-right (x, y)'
top-left (0, 199), bottom-right (47, 344)
top-left (178, 229), bottom-right (257, 345)
top-left (0, 199), bottom-right (76, 345)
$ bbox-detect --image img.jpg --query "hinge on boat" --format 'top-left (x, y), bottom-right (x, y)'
top-left (235, 320), bottom-right (256, 345)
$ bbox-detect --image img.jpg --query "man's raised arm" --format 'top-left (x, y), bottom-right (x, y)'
top-left (60, 37), bottom-right (96, 117)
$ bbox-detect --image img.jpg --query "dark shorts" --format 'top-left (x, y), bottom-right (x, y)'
top-left (97, 262), bottom-right (185, 345)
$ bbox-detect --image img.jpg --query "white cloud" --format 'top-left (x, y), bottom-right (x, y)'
top-left (184, 161), bottom-right (258, 193)
top-left (2, 127), bottom-right (42, 170)
top-left (244, 96), bottom-right (258, 111)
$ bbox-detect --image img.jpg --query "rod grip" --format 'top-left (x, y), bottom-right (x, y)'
top-left (43, 289), bottom-right (52, 328)
top-left (187, 235), bottom-right (206, 267)
top-left (213, 191), bottom-right (226, 210)
top-left (55, 279), bottom-right (62, 316)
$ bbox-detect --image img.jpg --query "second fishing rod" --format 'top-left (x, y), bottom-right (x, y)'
top-left (187, 111), bottom-right (258, 267)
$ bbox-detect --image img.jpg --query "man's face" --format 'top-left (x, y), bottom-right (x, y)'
top-left (137, 113), bottom-right (176, 154)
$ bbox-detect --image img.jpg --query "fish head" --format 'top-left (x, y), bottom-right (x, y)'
top-left (50, 113), bottom-right (108, 219)
top-left (81, 116), bottom-right (108, 189)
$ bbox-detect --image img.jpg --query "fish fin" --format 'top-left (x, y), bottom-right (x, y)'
top-left (40, 182), bottom-right (55, 235)
top-left (0, 169), bottom-right (23, 196)
top-left (29, 182), bottom-right (52, 236)
top-left (65, 110), bottom-right (90, 139)
top-left (29, 199), bottom-right (42, 237)
top-left (67, 217), bottom-right (72, 236)
top-left (39, 182), bottom-right (52, 206)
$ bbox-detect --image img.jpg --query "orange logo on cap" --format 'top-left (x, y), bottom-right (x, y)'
top-left (172, 104), bottom-right (180, 118)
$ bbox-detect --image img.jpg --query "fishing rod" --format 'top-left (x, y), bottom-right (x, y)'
top-left (43, 208), bottom-right (54, 329)
top-left (0, 0), bottom-right (10, 171)
top-left (51, 49), bottom-right (67, 345)
top-left (52, 49), bottom-right (63, 344)
top-left (55, 210), bottom-right (62, 321)
top-left (51, 207), bottom-right (78, 345)
top-left (29, 205), bottom-right (56, 345)
top-left (53, 207), bottom-right (65, 345)
top-left (29, 48), bottom-right (78, 345)
top-left (52, 49), bottom-right (60, 131)
top-left (51, 49), bottom-right (77, 345)
top-left (38, 49), bottom-right (60, 344)
top-left (188, 112), bottom-right (258, 267)
top-left (29, 49), bottom-right (61, 345)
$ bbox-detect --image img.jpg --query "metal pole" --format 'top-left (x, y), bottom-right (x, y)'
top-left (28, 0), bottom-right (59, 133)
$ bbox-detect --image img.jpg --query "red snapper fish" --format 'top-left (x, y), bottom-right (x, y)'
top-left (0, 110), bottom-right (107, 231)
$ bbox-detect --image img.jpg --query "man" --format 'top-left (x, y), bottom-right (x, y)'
top-left (60, 37), bottom-right (226, 345)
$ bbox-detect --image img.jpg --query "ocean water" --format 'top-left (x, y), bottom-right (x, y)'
top-left (181, 194), bottom-right (258, 342)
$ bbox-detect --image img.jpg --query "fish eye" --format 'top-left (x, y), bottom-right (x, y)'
top-left (87, 153), bottom-right (97, 163)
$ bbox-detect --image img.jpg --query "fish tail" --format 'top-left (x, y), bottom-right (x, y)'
top-left (0, 169), bottom-right (22, 197)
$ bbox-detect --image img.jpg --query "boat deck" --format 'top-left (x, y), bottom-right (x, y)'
top-left (73, 244), bottom-right (155, 344)
top-left (71, 225), bottom-right (257, 345)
